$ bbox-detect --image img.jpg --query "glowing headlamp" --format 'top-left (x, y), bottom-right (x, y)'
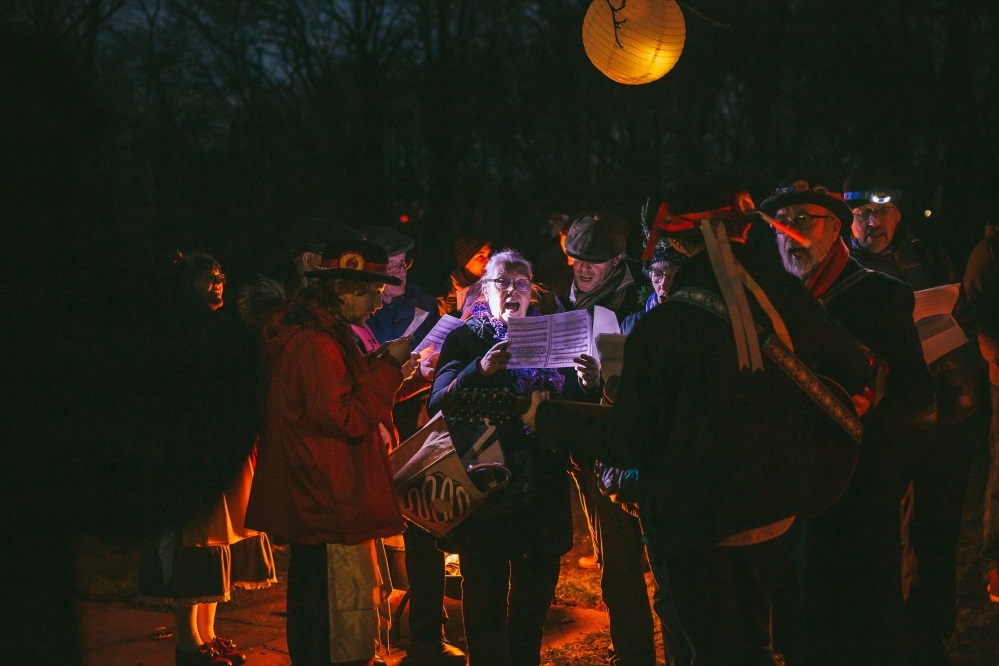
top-left (844, 189), bottom-right (898, 206)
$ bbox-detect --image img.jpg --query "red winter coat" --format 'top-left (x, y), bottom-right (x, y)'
top-left (245, 302), bottom-right (405, 544)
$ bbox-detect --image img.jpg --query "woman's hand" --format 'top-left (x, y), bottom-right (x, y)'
top-left (574, 354), bottom-right (601, 389)
top-left (478, 340), bottom-right (511, 376)
top-left (419, 350), bottom-right (441, 382)
top-left (384, 335), bottom-right (414, 366)
top-left (400, 352), bottom-right (421, 381)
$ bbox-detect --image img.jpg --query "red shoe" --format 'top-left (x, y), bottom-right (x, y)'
top-left (988, 568), bottom-right (999, 603)
top-left (209, 637), bottom-right (247, 666)
top-left (175, 644), bottom-right (231, 666)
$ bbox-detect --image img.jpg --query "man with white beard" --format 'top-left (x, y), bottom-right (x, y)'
top-left (761, 177), bottom-right (935, 666)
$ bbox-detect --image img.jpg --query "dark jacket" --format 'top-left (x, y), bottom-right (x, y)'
top-left (962, 233), bottom-right (999, 385)
top-left (819, 258), bottom-right (936, 495)
top-left (367, 282), bottom-right (440, 346)
top-left (538, 244), bottom-right (874, 556)
top-left (851, 227), bottom-right (977, 425)
top-left (367, 282), bottom-right (441, 438)
top-left (427, 320), bottom-right (591, 557)
top-left (848, 227), bottom-right (956, 291)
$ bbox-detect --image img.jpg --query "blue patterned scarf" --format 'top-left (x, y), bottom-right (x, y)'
top-left (466, 300), bottom-right (566, 398)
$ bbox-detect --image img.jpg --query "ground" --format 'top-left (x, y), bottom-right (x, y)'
top-left (75, 411), bottom-right (997, 664)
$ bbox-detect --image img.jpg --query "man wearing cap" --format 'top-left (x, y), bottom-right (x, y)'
top-left (844, 171), bottom-right (978, 664)
top-left (529, 190), bottom-right (875, 665)
top-left (246, 239), bottom-right (415, 666)
top-left (362, 225), bottom-right (467, 666)
top-left (560, 211), bottom-right (656, 666)
top-left (761, 176), bottom-right (935, 665)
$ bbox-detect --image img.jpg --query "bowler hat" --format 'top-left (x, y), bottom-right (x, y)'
top-left (564, 212), bottom-right (628, 263)
top-left (759, 177), bottom-right (854, 229)
top-left (304, 239), bottom-right (402, 285)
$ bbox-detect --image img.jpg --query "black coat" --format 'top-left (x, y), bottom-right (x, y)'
top-left (538, 244), bottom-right (874, 556)
top-left (428, 319), bottom-right (592, 558)
top-left (818, 257), bottom-right (936, 497)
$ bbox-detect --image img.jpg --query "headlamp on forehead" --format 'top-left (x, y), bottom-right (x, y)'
top-left (844, 189), bottom-right (898, 206)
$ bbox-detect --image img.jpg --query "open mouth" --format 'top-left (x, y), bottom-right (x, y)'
top-left (503, 300), bottom-right (522, 314)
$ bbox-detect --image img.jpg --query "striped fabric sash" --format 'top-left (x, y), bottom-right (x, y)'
top-left (670, 287), bottom-right (863, 443)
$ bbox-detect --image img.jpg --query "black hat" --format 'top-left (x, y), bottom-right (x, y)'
top-left (304, 239), bottom-right (402, 285)
top-left (759, 177), bottom-right (854, 229)
top-left (564, 212), bottom-right (628, 263)
top-left (362, 225), bottom-right (415, 257)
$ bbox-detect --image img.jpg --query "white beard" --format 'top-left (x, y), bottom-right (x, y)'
top-left (780, 233), bottom-right (836, 280)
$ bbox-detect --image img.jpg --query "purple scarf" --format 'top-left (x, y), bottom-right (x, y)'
top-left (466, 300), bottom-right (566, 398)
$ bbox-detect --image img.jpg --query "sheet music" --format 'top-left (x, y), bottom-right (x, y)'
top-left (507, 310), bottom-right (592, 368)
top-left (912, 284), bottom-right (969, 365)
top-left (414, 315), bottom-right (464, 356)
top-left (402, 308), bottom-right (429, 338)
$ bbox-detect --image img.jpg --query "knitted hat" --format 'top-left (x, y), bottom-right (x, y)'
top-left (564, 212), bottom-right (628, 263)
top-left (454, 236), bottom-right (490, 268)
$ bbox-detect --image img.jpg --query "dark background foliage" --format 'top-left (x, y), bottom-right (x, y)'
top-left (5, 1), bottom-right (997, 289)
top-left (2, 2), bottom-right (997, 660)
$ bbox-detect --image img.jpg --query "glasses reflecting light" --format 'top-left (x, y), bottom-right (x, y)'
top-left (852, 206), bottom-right (897, 223)
top-left (489, 278), bottom-right (532, 292)
top-left (386, 258), bottom-right (413, 274)
top-left (773, 214), bottom-right (836, 233)
top-left (648, 270), bottom-right (669, 283)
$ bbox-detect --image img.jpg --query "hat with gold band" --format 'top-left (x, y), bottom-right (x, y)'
top-left (304, 239), bottom-right (402, 285)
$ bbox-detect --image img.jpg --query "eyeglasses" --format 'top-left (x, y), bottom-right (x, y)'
top-left (488, 277), bottom-right (532, 292)
top-left (386, 258), bottom-right (413, 275)
top-left (773, 214), bottom-right (836, 233)
top-left (206, 272), bottom-right (226, 285)
top-left (647, 269), bottom-right (671, 283)
top-left (852, 206), bottom-right (898, 223)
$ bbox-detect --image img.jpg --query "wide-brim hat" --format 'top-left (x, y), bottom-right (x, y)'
top-left (304, 239), bottom-right (402, 285)
top-left (362, 225), bottom-right (415, 257)
top-left (759, 177), bottom-right (854, 229)
top-left (564, 212), bottom-right (628, 263)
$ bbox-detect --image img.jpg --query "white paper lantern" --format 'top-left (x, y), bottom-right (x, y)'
top-left (582, 0), bottom-right (686, 85)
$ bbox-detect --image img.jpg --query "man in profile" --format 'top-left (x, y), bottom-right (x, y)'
top-left (762, 176), bottom-right (935, 665)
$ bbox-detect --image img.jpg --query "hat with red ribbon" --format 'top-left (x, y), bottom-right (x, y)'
top-left (641, 191), bottom-right (756, 261)
top-left (304, 239), bottom-right (402, 285)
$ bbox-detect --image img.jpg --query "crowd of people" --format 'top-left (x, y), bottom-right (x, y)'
top-left (148, 170), bottom-right (998, 666)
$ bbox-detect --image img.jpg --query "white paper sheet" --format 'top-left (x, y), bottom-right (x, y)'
top-left (507, 309), bottom-right (592, 368)
top-left (591, 305), bottom-right (622, 356)
top-left (912, 284), bottom-right (969, 365)
top-left (401, 308), bottom-right (429, 338)
top-left (596, 333), bottom-right (627, 381)
top-left (414, 315), bottom-right (464, 356)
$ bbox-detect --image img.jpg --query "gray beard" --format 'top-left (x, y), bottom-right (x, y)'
top-left (781, 237), bottom-right (833, 280)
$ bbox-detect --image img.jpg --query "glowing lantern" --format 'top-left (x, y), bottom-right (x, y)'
top-left (582, 0), bottom-right (686, 85)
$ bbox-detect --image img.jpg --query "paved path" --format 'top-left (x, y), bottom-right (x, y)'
top-left (78, 592), bottom-right (608, 665)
